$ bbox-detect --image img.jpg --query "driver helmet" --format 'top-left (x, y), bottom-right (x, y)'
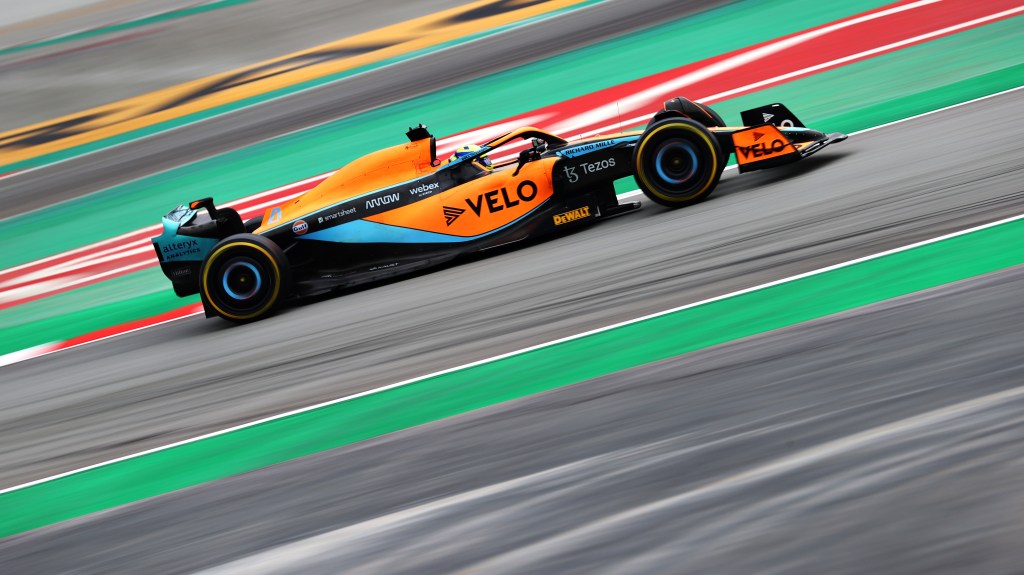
top-left (446, 144), bottom-right (493, 171)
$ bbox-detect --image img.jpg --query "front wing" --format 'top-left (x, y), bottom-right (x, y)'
top-left (729, 123), bottom-right (847, 173)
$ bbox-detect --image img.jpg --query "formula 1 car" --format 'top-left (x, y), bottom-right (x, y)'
top-left (152, 97), bottom-right (846, 322)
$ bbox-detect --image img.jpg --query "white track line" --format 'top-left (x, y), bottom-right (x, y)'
top-left (604, 5), bottom-right (1024, 131)
top-left (0, 343), bottom-right (61, 369)
top-left (617, 0), bottom-right (942, 112)
top-left (6, 2), bottom-right (1014, 282)
top-left (4, 209), bottom-right (1022, 495)
top-left (2, 86), bottom-right (1022, 496)
top-left (7, 84), bottom-right (1020, 364)
top-left (701, 5), bottom-right (1024, 104)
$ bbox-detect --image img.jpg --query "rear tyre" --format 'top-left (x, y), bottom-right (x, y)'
top-left (633, 118), bottom-right (723, 208)
top-left (200, 234), bottom-right (289, 322)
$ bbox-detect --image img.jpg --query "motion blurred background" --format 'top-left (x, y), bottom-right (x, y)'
top-left (1, 0), bottom-right (1023, 572)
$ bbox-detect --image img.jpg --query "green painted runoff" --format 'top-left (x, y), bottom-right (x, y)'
top-left (1, 28), bottom-right (1021, 356)
top-left (2, 211), bottom-right (1022, 538)
top-left (1, 6), bottom-right (1018, 271)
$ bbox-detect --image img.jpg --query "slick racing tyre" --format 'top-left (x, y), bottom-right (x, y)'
top-left (200, 233), bottom-right (289, 322)
top-left (694, 101), bottom-right (725, 128)
top-left (694, 102), bottom-right (728, 175)
top-left (633, 118), bottom-right (724, 208)
top-left (656, 96), bottom-right (724, 129)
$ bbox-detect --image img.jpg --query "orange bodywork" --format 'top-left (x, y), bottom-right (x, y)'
top-left (255, 137), bottom-right (439, 234)
top-left (731, 124), bottom-right (799, 168)
top-left (367, 158), bottom-right (556, 237)
top-left (256, 129), bottom-right (562, 239)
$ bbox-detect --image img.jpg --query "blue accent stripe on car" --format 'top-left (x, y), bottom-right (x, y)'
top-left (301, 220), bottom-right (480, 244)
top-left (260, 175), bottom-right (436, 235)
top-left (556, 136), bottom-right (636, 158)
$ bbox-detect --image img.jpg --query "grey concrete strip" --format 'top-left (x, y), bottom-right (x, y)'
top-left (0, 87), bottom-right (1020, 492)
top-left (0, 0), bottom-right (487, 128)
top-left (0, 0), bottom-right (724, 217)
top-left (3, 262), bottom-right (1022, 574)
top-left (0, 0), bottom-right (128, 32)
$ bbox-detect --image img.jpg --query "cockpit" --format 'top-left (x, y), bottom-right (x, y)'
top-left (435, 126), bottom-right (568, 184)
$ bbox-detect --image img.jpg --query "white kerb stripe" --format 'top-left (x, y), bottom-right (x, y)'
top-left (1, 86), bottom-right (1022, 495)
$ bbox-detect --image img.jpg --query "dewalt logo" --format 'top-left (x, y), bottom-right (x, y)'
top-left (553, 206), bottom-right (591, 226)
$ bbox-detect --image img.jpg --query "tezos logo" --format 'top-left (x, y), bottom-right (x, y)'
top-left (579, 157), bottom-right (615, 174)
top-left (292, 220), bottom-right (308, 235)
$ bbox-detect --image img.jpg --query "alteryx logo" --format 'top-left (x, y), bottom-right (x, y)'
top-left (159, 237), bottom-right (210, 261)
top-left (162, 239), bottom-right (198, 253)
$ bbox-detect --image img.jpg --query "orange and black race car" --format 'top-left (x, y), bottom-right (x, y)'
top-left (152, 97), bottom-right (846, 322)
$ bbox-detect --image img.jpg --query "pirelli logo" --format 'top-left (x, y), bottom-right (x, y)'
top-left (553, 206), bottom-right (591, 226)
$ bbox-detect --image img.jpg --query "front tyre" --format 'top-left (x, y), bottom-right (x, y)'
top-left (694, 101), bottom-right (725, 128)
top-left (200, 234), bottom-right (289, 322)
top-left (633, 118), bottom-right (723, 208)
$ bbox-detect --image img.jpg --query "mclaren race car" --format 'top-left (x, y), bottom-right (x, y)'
top-left (152, 97), bottom-right (846, 322)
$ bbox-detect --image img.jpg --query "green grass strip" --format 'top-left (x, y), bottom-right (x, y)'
top-left (2, 214), bottom-right (1023, 538)
top-left (0, 268), bottom-right (196, 357)
top-left (1, 8), bottom-right (1017, 269)
top-left (1, 18), bottom-right (1020, 358)
top-left (0, 0), bottom-right (891, 174)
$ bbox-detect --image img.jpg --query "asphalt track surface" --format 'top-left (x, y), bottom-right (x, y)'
top-left (5, 88), bottom-right (1024, 487)
top-left (2, 85), bottom-right (1023, 569)
top-left (4, 264), bottom-right (1023, 573)
top-left (0, 0), bottom-right (723, 217)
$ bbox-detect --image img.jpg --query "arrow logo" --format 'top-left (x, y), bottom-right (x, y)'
top-left (752, 131), bottom-right (765, 141)
top-left (762, 112), bottom-right (774, 123)
top-left (443, 205), bottom-right (465, 226)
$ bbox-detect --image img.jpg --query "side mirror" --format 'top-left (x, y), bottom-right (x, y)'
top-left (189, 197), bottom-right (220, 219)
top-left (513, 148), bottom-right (535, 177)
top-left (406, 124), bottom-right (432, 142)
